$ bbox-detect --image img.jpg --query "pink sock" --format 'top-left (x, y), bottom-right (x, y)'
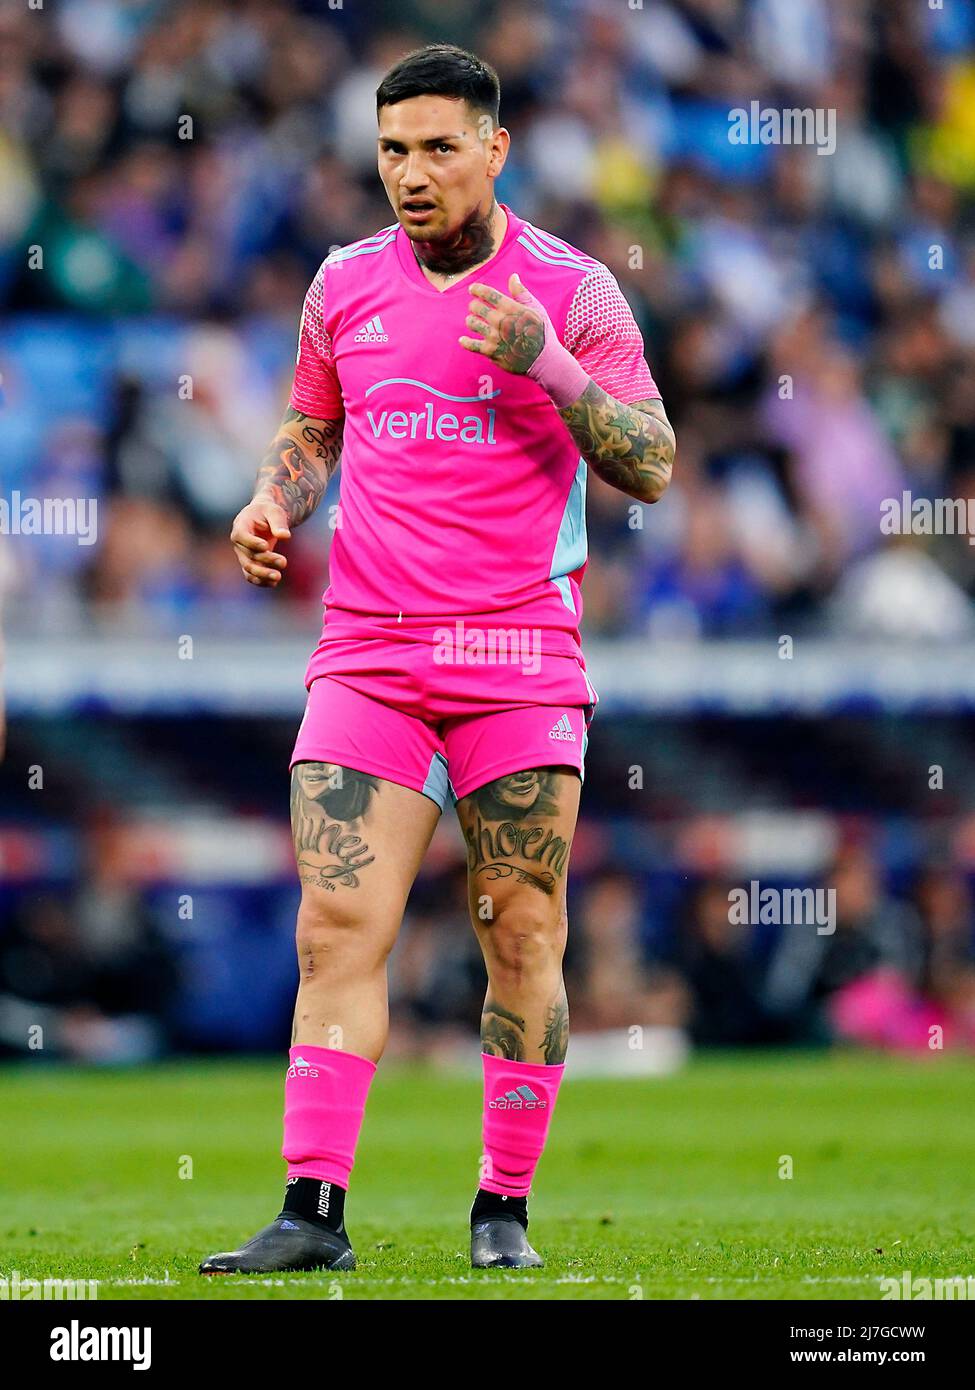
top-left (479, 1053), bottom-right (565, 1197)
top-left (282, 1045), bottom-right (376, 1188)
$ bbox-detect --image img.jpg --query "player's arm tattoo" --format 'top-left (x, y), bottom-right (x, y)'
top-left (558, 389), bottom-right (675, 504)
top-left (290, 762), bottom-right (378, 891)
top-left (541, 989), bottom-right (569, 1064)
top-left (481, 1000), bottom-right (527, 1061)
top-left (253, 407), bottom-right (344, 526)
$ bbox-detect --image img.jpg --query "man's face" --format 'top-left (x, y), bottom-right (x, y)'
top-left (377, 94), bottom-right (508, 241)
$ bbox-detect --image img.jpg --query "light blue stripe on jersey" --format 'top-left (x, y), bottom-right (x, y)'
top-left (328, 238), bottom-right (396, 265)
top-left (523, 222), bottom-right (599, 264)
top-left (327, 228), bottom-right (397, 263)
top-left (517, 234), bottom-right (593, 273)
top-left (327, 228), bottom-right (396, 260)
top-left (548, 456), bottom-right (588, 613)
top-left (520, 222), bottom-right (595, 262)
top-left (518, 225), bottom-right (596, 272)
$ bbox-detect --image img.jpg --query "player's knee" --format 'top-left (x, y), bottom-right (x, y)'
top-left (295, 895), bottom-right (389, 974)
top-left (483, 902), bottom-right (567, 981)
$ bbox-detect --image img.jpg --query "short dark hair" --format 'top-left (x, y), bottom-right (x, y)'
top-left (376, 44), bottom-right (500, 126)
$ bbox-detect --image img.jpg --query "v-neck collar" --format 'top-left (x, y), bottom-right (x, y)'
top-left (395, 202), bottom-right (521, 296)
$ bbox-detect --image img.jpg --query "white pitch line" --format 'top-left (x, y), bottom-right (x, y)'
top-left (100, 1273), bottom-right (882, 1290)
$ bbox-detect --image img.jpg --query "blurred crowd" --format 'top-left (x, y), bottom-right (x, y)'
top-left (2, 0), bottom-right (975, 639)
top-left (4, 827), bottom-right (974, 1063)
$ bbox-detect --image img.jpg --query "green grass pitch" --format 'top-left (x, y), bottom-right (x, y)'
top-left (2, 1051), bottom-right (972, 1300)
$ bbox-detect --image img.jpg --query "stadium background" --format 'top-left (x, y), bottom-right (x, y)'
top-left (1, 0), bottom-right (975, 1078)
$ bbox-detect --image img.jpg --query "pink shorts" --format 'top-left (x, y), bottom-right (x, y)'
top-left (290, 635), bottom-right (597, 811)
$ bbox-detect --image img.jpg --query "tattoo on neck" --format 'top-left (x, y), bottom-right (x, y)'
top-left (413, 202), bottom-right (498, 277)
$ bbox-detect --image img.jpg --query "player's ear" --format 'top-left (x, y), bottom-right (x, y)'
top-left (487, 124), bottom-right (511, 176)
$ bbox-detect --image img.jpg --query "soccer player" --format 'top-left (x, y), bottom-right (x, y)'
top-left (201, 43), bottom-right (674, 1275)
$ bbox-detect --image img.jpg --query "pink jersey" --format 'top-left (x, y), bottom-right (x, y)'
top-left (290, 202), bottom-right (659, 674)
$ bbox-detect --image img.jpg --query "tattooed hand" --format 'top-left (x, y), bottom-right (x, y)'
top-left (460, 275), bottom-right (675, 503)
top-left (459, 273), bottom-right (547, 375)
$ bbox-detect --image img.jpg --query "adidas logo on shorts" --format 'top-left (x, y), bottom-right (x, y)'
top-left (548, 714), bottom-right (576, 742)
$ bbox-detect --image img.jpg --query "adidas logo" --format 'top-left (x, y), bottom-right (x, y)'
top-left (354, 314), bottom-right (389, 343)
top-left (488, 1084), bottom-right (547, 1111)
top-left (287, 1055), bottom-right (320, 1078)
top-left (548, 714), bottom-right (575, 742)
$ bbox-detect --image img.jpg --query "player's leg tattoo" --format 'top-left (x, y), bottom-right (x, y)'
top-left (291, 762), bottom-right (380, 891)
top-left (462, 769), bottom-right (569, 897)
top-left (459, 767), bottom-right (579, 1065)
top-left (289, 769), bottom-right (439, 1058)
top-left (482, 983), bottom-right (569, 1064)
top-left (541, 989), bottom-right (569, 1064)
top-left (481, 1000), bottom-right (526, 1060)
